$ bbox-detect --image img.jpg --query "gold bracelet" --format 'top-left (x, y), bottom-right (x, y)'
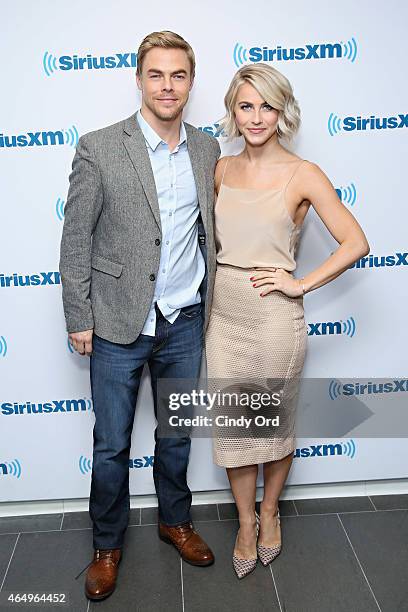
top-left (300, 277), bottom-right (306, 295)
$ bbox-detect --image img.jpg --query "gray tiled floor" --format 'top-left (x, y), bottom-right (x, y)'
top-left (0, 495), bottom-right (405, 611)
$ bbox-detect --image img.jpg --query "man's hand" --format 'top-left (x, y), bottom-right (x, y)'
top-left (68, 329), bottom-right (94, 356)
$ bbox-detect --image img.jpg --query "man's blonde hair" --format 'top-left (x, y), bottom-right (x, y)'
top-left (137, 31), bottom-right (195, 77)
top-left (219, 63), bottom-right (301, 140)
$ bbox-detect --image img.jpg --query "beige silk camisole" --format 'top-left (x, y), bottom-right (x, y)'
top-left (215, 159), bottom-right (306, 272)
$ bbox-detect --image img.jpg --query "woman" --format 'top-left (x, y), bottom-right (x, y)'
top-left (205, 63), bottom-right (369, 579)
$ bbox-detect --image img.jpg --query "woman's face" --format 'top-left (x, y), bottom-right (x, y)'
top-left (233, 82), bottom-right (279, 146)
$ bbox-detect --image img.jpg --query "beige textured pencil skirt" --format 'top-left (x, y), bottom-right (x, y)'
top-left (205, 263), bottom-right (307, 468)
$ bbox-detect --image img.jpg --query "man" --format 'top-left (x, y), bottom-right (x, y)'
top-left (59, 31), bottom-right (220, 601)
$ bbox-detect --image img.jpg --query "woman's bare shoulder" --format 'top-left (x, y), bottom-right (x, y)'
top-left (215, 155), bottom-right (237, 188)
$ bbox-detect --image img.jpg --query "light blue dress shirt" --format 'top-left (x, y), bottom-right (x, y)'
top-left (137, 110), bottom-right (205, 336)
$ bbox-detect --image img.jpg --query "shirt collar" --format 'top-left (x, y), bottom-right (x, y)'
top-left (136, 109), bottom-right (187, 152)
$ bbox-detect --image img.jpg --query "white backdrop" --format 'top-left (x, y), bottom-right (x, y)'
top-left (1, 0), bottom-right (407, 502)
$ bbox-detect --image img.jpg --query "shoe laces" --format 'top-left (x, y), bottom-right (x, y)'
top-left (174, 521), bottom-right (194, 536)
top-left (74, 549), bottom-right (118, 580)
top-left (95, 549), bottom-right (117, 562)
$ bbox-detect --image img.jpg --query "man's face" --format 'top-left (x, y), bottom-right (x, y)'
top-left (136, 47), bottom-right (193, 122)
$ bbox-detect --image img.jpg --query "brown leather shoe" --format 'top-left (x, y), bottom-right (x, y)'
top-left (159, 521), bottom-right (214, 566)
top-left (85, 548), bottom-right (122, 601)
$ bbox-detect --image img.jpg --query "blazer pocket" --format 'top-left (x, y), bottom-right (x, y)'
top-left (91, 253), bottom-right (123, 278)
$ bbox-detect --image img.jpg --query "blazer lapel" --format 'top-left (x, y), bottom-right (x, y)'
top-left (122, 113), bottom-right (162, 231)
top-left (186, 124), bottom-right (208, 229)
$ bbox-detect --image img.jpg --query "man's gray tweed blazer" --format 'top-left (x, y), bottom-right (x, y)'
top-left (59, 112), bottom-right (221, 344)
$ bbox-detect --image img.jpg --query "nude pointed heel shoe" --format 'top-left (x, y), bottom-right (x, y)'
top-left (232, 511), bottom-right (260, 579)
top-left (257, 509), bottom-right (282, 566)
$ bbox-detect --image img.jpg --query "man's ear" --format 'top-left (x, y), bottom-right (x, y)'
top-left (136, 71), bottom-right (142, 91)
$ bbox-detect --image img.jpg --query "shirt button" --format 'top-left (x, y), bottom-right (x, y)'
top-left (149, 273), bottom-right (155, 281)
top-left (162, 269), bottom-right (166, 274)
top-left (169, 212), bottom-right (173, 217)
top-left (166, 241), bottom-right (169, 245)
top-left (155, 238), bottom-right (161, 246)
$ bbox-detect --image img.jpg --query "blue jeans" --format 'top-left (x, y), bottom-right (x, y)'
top-left (89, 302), bottom-right (203, 549)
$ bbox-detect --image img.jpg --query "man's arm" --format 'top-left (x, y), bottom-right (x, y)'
top-left (59, 135), bottom-right (103, 336)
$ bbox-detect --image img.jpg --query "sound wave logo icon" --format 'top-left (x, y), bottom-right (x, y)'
top-left (56, 197), bottom-right (65, 221)
top-left (1, 459), bottom-right (22, 478)
top-left (342, 439), bottom-right (356, 458)
top-left (342, 37), bottom-right (358, 62)
top-left (328, 113), bottom-right (343, 136)
top-left (64, 126), bottom-right (79, 147)
top-left (336, 183), bottom-right (357, 206)
top-left (329, 380), bottom-right (342, 400)
top-left (233, 43), bottom-right (248, 67)
top-left (307, 316), bottom-right (356, 337)
top-left (0, 336), bottom-right (7, 357)
top-left (342, 316), bottom-right (356, 337)
top-left (79, 455), bottom-right (92, 475)
top-left (43, 51), bottom-right (58, 76)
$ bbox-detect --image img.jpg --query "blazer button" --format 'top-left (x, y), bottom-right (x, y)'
top-left (155, 238), bottom-right (161, 246)
top-left (149, 273), bottom-right (156, 281)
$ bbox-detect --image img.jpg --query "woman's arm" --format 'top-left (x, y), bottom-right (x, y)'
top-left (251, 161), bottom-right (370, 298)
top-left (298, 161), bottom-right (370, 294)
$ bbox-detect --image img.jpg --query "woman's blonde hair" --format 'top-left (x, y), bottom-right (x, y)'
top-left (137, 31), bottom-right (195, 77)
top-left (219, 63), bottom-right (301, 140)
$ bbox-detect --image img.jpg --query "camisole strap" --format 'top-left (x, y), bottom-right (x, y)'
top-left (283, 159), bottom-right (307, 194)
top-left (219, 157), bottom-right (230, 187)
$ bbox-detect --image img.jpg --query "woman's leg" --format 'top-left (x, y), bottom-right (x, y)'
top-left (259, 452), bottom-right (293, 546)
top-left (226, 464), bottom-right (258, 558)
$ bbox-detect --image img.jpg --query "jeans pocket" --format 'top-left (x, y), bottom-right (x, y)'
top-left (179, 303), bottom-right (202, 319)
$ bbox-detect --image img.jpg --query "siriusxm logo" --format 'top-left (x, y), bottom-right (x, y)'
top-left (329, 379), bottom-right (408, 400)
top-left (79, 456), bottom-right (92, 475)
top-left (0, 126), bottom-right (78, 149)
top-left (0, 272), bottom-right (61, 288)
top-left (350, 251), bottom-right (407, 269)
top-left (308, 316), bottom-right (356, 337)
top-left (43, 51), bottom-right (137, 76)
top-left (233, 37), bottom-right (357, 67)
top-left (328, 112), bottom-right (408, 136)
top-left (335, 183), bottom-right (357, 206)
top-left (197, 123), bottom-right (224, 138)
top-left (1, 398), bottom-right (92, 416)
top-left (79, 455), bottom-right (154, 474)
top-left (0, 459), bottom-right (22, 478)
top-left (56, 197), bottom-right (65, 221)
top-left (0, 336), bottom-right (7, 357)
top-left (129, 456), bottom-right (154, 468)
top-left (67, 337), bottom-right (74, 354)
top-left (294, 439), bottom-right (356, 459)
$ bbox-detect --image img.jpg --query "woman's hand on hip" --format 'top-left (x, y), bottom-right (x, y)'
top-left (250, 268), bottom-right (303, 298)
